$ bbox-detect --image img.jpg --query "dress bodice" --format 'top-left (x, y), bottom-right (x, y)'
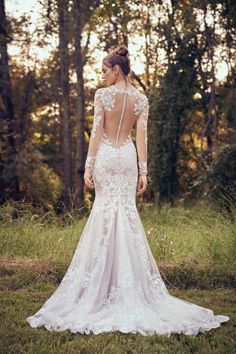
top-left (94, 85), bottom-right (148, 148)
top-left (85, 84), bottom-right (149, 175)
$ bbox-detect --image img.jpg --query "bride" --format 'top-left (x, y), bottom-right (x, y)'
top-left (27, 45), bottom-right (229, 336)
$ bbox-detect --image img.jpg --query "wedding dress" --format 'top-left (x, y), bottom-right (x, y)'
top-left (26, 84), bottom-right (229, 336)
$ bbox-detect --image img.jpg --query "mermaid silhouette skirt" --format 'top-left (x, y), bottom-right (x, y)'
top-left (26, 138), bottom-right (229, 335)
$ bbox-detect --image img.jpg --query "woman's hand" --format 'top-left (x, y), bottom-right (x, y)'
top-left (84, 167), bottom-right (94, 189)
top-left (137, 174), bottom-right (147, 196)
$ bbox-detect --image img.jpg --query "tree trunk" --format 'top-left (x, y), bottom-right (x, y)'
top-left (74, 0), bottom-right (86, 210)
top-left (58, 0), bottom-right (73, 209)
top-left (18, 71), bottom-right (35, 146)
top-left (0, 0), bottom-right (19, 200)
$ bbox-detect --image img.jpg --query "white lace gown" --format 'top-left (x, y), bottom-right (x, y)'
top-left (26, 85), bottom-right (229, 336)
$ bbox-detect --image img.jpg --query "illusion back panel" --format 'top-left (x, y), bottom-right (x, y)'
top-left (103, 92), bottom-right (138, 147)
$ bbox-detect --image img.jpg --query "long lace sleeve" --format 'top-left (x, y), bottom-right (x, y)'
top-left (85, 88), bottom-right (105, 169)
top-left (136, 96), bottom-right (149, 175)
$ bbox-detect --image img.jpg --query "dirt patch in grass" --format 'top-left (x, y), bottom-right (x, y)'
top-left (0, 255), bottom-right (52, 271)
top-left (1, 256), bottom-right (235, 291)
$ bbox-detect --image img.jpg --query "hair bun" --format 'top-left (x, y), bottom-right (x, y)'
top-left (114, 45), bottom-right (129, 57)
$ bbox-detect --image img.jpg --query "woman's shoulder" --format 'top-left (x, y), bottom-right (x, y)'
top-left (125, 86), bottom-right (148, 101)
top-left (95, 86), bottom-right (148, 103)
top-left (94, 87), bottom-right (106, 96)
top-left (136, 90), bottom-right (148, 100)
top-left (134, 90), bottom-right (149, 106)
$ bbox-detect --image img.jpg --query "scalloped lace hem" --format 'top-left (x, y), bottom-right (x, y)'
top-left (26, 314), bottom-right (229, 336)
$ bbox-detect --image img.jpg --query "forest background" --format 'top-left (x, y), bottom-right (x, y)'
top-left (1, 1), bottom-right (236, 352)
top-left (1, 0), bottom-right (236, 213)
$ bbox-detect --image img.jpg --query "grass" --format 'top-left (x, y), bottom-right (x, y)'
top-left (0, 201), bottom-right (235, 268)
top-left (0, 201), bottom-right (235, 353)
top-left (0, 261), bottom-right (235, 354)
top-left (0, 260), bottom-right (235, 354)
top-left (141, 202), bottom-right (236, 265)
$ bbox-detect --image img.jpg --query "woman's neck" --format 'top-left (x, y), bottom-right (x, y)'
top-left (113, 76), bottom-right (133, 89)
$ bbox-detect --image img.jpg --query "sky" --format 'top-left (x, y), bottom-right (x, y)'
top-left (6, 0), bottom-right (59, 65)
top-left (5, 0), bottom-right (228, 82)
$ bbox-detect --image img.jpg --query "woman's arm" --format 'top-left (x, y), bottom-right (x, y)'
top-left (136, 95), bottom-right (149, 176)
top-left (84, 89), bottom-right (105, 189)
top-left (84, 88), bottom-right (105, 170)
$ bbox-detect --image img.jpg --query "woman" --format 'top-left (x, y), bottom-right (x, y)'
top-left (27, 45), bottom-right (229, 336)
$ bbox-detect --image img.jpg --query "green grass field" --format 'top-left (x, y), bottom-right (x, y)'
top-left (0, 202), bottom-right (235, 353)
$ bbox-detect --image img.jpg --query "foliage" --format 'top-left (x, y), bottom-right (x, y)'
top-left (1, 0), bottom-right (236, 208)
top-left (15, 144), bottom-right (62, 210)
top-left (205, 144), bottom-right (236, 211)
top-left (150, 40), bottom-right (199, 203)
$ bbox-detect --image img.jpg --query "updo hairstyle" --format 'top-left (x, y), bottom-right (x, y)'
top-left (103, 44), bottom-right (131, 76)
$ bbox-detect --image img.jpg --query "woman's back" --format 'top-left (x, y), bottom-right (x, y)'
top-left (96, 85), bottom-right (148, 148)
top-left (85, 84), bottom-right (149, 175)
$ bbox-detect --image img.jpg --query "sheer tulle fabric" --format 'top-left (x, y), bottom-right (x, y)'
top-left (26, 139), bottom-right (229, 336)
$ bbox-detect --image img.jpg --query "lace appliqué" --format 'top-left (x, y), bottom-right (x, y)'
top-left (134, 95), bottom-right (148, 116)
top-left (78, 271), bottom-right (91, 288)
top-left (139, 96), bottom-right (149, 146)
top-left (85, 155), bottom-right (95, 169)
top-left (103, 286), bottom-right (120, 305)
top-left (92, 89), bottom-right (104, 138)
top-left (102, 92), bottom-right (115, 111)
top-left (108, 85), bottom-right (138, 96)
top-left (138, 161), bottom-right (147, 174)
top-left (107, 86), bottom-right (148, 118)
top-left (101, 132), bottom-right (132, 148)
top-left (92, 115), bottom-right (103, 138)
top-left (143, 112), bottom-right (148, 145)
top-left (93, 232), bottom-right (109, 259)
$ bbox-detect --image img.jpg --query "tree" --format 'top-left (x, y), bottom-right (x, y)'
top-left (0, 0), bottom-right (19, 201)
top-left (73, 0), bottom-right (100, 209)
top-left (57, 0), bottom-right (73, 209)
